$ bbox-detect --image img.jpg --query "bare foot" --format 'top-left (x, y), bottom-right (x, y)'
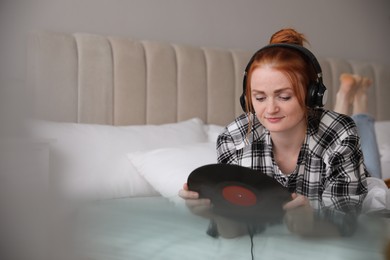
top-left (353, 76), bottom-right (372, 114)
top-left (361, 77), bottom-right (372, 90)
top-left (339, 73), bottom-right (357, 101)
top-left (334, 73), bottom-right (357, 114)
top-left (352, 74), bottom-right (363, 90)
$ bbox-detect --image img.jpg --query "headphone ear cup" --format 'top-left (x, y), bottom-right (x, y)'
top-left (240, 75), bottom-right (253, 112)
top-left (240, 92), bottom-right (247, 112)
top-left (241, 73), bottom-right (249, 112)
top-left (306, 83), bottom-right (318, 108)
top-left (307, 82), bottom-right (327, 108)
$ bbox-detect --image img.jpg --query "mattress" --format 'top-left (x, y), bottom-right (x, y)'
top-left (61, 196), bottom-right (388, 260)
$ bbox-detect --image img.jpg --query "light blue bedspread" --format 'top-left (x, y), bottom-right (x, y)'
top-left (65, 196), bottom-right (388, 260)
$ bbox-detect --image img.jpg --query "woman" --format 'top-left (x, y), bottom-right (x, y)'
top-left (179, 28), bottom-right (371, 238)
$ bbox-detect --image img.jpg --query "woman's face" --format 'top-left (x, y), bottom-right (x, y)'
top-left (250, 66), bottom-right (306, 134)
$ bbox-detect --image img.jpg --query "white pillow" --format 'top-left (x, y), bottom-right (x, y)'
top-left (28, 118), bottom-right (208, 200)
top-left (204, 124), bottom-right (225, 143)
top-left (375, 120), bottom-right (390, 180)
top-left (127, 142), bottom-right (217, 205)
top-left (362, 177), bottom-right (389, 213)
top-left (379, 145), bottom-right (390, 180)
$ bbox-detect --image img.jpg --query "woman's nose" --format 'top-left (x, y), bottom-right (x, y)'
top-left (266, 99), bottom-right (279, 113)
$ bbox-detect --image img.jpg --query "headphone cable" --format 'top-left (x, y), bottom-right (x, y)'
top-left (247, 224), bottom-right (255, 260)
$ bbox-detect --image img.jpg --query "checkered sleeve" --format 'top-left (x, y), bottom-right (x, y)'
top-left (216, 114), bottom-right (253, 165)
top-left (216, 131), bottom-right (238, 164)
top-left (318, 119), bottom-right (368, 235)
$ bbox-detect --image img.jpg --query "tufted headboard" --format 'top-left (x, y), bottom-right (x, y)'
top-left (28, 31), bottom-right (390, 126)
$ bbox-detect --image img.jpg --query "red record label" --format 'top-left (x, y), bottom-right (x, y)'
top-left (222, 185), bottom-right (257, 206)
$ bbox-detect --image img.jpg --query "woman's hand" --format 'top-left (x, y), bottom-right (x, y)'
top-left (178, 183), bottom-right (212, 218)
top-left (178, 184), bottom-right (248, 238)
top-left (283, 193), bottom-right (341, 237)
top-left (283, 193), bottom-right (315, 236)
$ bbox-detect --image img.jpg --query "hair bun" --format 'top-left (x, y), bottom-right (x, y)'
top-left (269, 28), bottom-right (308, 46)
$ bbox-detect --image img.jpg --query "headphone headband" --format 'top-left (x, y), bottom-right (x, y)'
top-left (254, 43), bottom-right (322, 75)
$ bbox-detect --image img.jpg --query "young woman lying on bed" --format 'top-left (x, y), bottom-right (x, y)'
top-left (179, 28), bottom-right (382, 238)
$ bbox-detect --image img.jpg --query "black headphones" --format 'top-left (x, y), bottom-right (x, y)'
top-left (240, 43), bottom-right (327, 112)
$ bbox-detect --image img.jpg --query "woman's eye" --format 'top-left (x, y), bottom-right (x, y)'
top-left (279, 96), bottom-right (291, 101)
top-left (254, 96), bottom-right (266, 102)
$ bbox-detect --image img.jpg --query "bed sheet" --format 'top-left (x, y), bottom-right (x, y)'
top-left (61, 196), bottom-right (389, 260)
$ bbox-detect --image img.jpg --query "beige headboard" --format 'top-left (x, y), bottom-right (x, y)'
top-left (28, 31), bottom-right (390, 126)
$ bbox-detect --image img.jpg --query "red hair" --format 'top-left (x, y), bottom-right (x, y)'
top-left (269, 28), bottom-right (309, 45)
top-left (245, 28), bottom-right (315, 118)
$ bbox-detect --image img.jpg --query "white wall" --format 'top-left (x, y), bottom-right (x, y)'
top-left (1, 0), bottom-right (389, 80)
top-left (0, 0), bottom-right (389, 117)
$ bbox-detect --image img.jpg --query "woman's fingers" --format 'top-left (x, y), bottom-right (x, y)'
top-left (183, 197), bottom-right (212, 218)
top-left (283, 193), bottom-right (308, 210)
top-left (178, 188), bottom-right (199, 199)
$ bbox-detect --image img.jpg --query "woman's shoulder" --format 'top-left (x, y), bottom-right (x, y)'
top-left (219, 113), bottom-right (266, 146)
top-left (225, 113), bottom-right (251, 131)
top-left (309, 109), bottom-right (359, 142)
top-left (308, 109), bottom-right (360, 156)
top-left (317, 109), bottom-right (357, 131)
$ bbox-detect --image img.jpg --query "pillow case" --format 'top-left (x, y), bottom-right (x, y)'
top-left (375, 120), bottom-right (390, 180)
top-left (362, 177), bottom-right (389, 213)
top-left (28, 118), bottom-right (208, 200)
top-left (127, 142), bottom-right (217, 205)
top-left (204, 124), bottom-right (225, 143)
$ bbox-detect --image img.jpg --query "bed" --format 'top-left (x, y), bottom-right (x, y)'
top-left (26, 31), bottom-right (390, 260)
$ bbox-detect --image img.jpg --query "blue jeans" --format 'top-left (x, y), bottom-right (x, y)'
top-left (351, 114), bottom-right (382, 179)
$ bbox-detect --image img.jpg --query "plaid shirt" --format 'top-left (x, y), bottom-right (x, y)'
top-left (217, 109), bottom-right (368, 235)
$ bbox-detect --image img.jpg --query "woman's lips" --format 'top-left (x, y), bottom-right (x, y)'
top-left (265, 116), bottom-right (284, 123)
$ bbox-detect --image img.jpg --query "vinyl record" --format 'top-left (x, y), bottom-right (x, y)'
top-left (187, 163), bottom-right (291, 224)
